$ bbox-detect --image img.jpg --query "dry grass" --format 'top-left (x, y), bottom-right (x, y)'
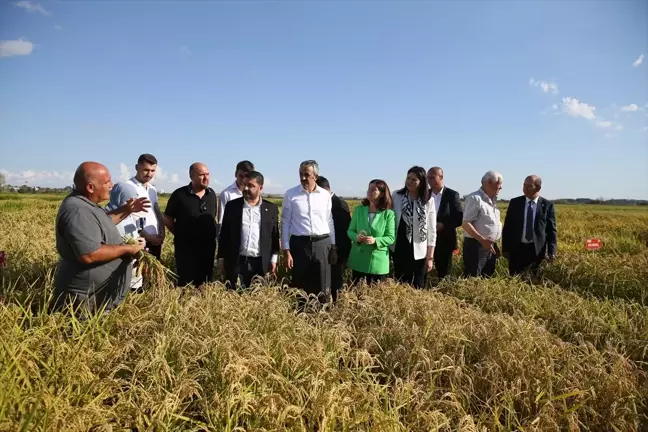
top-left (1, 194), bottom-right (648, 430)
top-left (1, 283), bottom-right (644, 431)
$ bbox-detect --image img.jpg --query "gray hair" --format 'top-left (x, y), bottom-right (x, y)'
top-left (299, 160), bottom-right (319, 176)
top-left (481, 170), bottom-right (503, 184)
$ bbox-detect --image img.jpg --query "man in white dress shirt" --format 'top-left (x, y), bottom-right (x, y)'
top-left (107, 153), bottom-right (165, 291)
top-left (282, 160), bottom-right (337, 303)
top-left (217, 171), bottom-right (280, 289)
top-left (217, 160), bottom-right (255, 236)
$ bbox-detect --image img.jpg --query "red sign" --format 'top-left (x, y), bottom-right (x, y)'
top-left (0, 251), bottom-right (5, 268)
top-left (585, 239), bottom-right (601, 250)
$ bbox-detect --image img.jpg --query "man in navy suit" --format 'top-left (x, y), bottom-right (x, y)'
top-left (427, 167), bottom-right (463, 279)
top-left (502, 175), bottom-right (557, 279)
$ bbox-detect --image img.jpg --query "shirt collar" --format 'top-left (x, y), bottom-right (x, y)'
top-left (526, 196), bottom-right (539, 204)
top-left (431, 187), bottom-right (444, 197)
top-left (130, 176), bottom-right (149, 189)
top-left (301, 184), bottom-right (324, 194)
top-left (188, 183), bottom-right (210, 195)
top-left (227, 181), bottom-right (241, 192)
top-left (479, 187), bottom-right (497, 206)
top-left (243, 197), bottom-right (263, 208)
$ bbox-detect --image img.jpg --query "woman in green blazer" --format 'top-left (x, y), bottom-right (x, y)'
top-left (347, 179), bottom-right (396, 284)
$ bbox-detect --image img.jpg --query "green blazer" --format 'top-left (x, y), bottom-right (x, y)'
top-left (347, 206), bottom-right (396, 275)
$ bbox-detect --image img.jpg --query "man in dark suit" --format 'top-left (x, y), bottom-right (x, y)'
top-left (427, 167), bottom-right (463, 279)
top-left (316, 176), bottom-right (351, 301)
top-left (502, 175), bottom-right (557, 280)
top-left (217, 171), bottom-right (280, 289)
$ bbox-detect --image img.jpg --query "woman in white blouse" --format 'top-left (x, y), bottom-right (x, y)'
top-left (390, 166), bottom-right (437, 288)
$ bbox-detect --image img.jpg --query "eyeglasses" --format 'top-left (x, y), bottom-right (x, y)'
top-left (200, 201), bottom-right (207, 213)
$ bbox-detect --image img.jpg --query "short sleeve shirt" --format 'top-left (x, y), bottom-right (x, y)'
top-left (106, 178), bottom-right (160, 238)
top-left (165, 184), bottom-right (217, 249)
top-left (53, 192), bottom-right (132, 310)
top-left (462, 188), bottom-right (502, 242)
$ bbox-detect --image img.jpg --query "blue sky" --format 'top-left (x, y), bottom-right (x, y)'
top-left (1, 0), bottom-right (646, 199)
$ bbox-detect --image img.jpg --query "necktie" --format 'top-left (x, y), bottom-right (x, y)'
top-left (525, 201), bottom-right (534, 242)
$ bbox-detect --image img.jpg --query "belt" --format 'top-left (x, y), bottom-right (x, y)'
top-left (238, 255), bottom-right (261, 262)
top-left (292, 234), bottom-right (330, 241)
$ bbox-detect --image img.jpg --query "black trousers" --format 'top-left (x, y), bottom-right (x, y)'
top-left (175, 243), bottom-right (216, 287)
top-left (225, 255), bottom-right (265, 289)
top-left (331, 259), bottom-right (347, 302)
top-left (509, 243), bottom-right (544, 277)
top-left (433, 245), bottom-right (454, 279)
top-left (290, 235), bottom-right (331, 302)
top-left (462, 237), bottom-right (498, 278)
top-left (351, 271), bottom-right (386, 285)
top-left (393, 221), bottom-right (426, 289)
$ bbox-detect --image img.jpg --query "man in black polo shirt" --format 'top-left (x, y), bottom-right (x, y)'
top-left (164, 162), bottom-right (218, 287)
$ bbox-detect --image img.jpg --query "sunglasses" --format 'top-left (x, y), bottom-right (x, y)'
top-left (200, 201), bottom-right (208, 213)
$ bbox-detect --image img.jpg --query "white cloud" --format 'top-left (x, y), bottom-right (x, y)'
top-left (595, 120), bottom-right (612, 129)
top-left (621, 104), bottom-right (638, 112)
top-left (54, 24), bottom-right (62, 31)
top-left (180, 45), bottom-right (191, 55)
top-left (0, 169), bottom-right (73, 186)
top-left (633, 54), bottom-right (644, 67)
top-left (529, 77), bottom-right (559, 94)
top-left (14, 1), bottom-right (50, 15)
top-left (0, 39), bottom-right (34, 58)
top-left (561, 97), bottom-right (596, 120)
top-left (118, 163), bottom-right (131, 182)
top-left (170, 174), bottom-right (180, 185)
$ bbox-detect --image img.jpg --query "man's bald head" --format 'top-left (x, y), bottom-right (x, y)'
top-left (427, 166), bottom-right (444, 193)
top-left (523, 175), bottom-right (542, 199)
top-left (189, 162), bottom-right (210, 191)
top-left (73, 162), bottom-right (113, 203)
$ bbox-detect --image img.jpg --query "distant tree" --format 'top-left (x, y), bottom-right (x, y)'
top-left (0, 172), bottom-right (5, 191)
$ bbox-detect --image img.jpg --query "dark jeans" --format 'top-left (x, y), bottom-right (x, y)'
top-left (462, 237), bottom-right (499, 278)
top-left (226, 255), bottom-right (265, 289)
top-left (509, 243), bottom-right (544, 277)
top-left (351, 271), bottom-right (386, 285)
top-left (290, 235), bottom-right (331, 303)
top-left (175, 243), bottom-right (216, 287)
top-left (433, 246), bottom-right (453, 279)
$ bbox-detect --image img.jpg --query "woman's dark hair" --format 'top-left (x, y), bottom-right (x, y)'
top-left (362, 179), bottom-right (392, 210)
top-left (396, 166), bottom-right (429, 202)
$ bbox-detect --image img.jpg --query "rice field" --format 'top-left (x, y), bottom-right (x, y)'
top-left (1, 193), bottom-right (647, 431)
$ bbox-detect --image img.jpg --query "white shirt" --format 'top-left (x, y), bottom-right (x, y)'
top-left (218, 182), bottom-right (243, 225)
top-left (281, 184), bottom-right (336, 250)
top-left (521, 196), bottom-right (539, 243)
top-left (430, 187), bottom-right (444, 214)
top-left (462, 188), bottom-right (502, 242)
top-left (239, 199), bottom-right (278, 263)
top-left (128, 177), bottom-right (160, 236)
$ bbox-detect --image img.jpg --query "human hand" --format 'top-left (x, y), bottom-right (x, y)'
top-left (426, 257), bottom-right (434, 272)
top-left (125, 197), bottom-right (151, 214)
top-left (283, 250), bottom-right (293, 269)
top-left (479, 238), bottom-right (496, 255)
top-left (270, 262), bottom-right (277, 275)
top-left (436, 223), bottom-right (444, 232)
top-left (364, 236), bottom-right (376, 245)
